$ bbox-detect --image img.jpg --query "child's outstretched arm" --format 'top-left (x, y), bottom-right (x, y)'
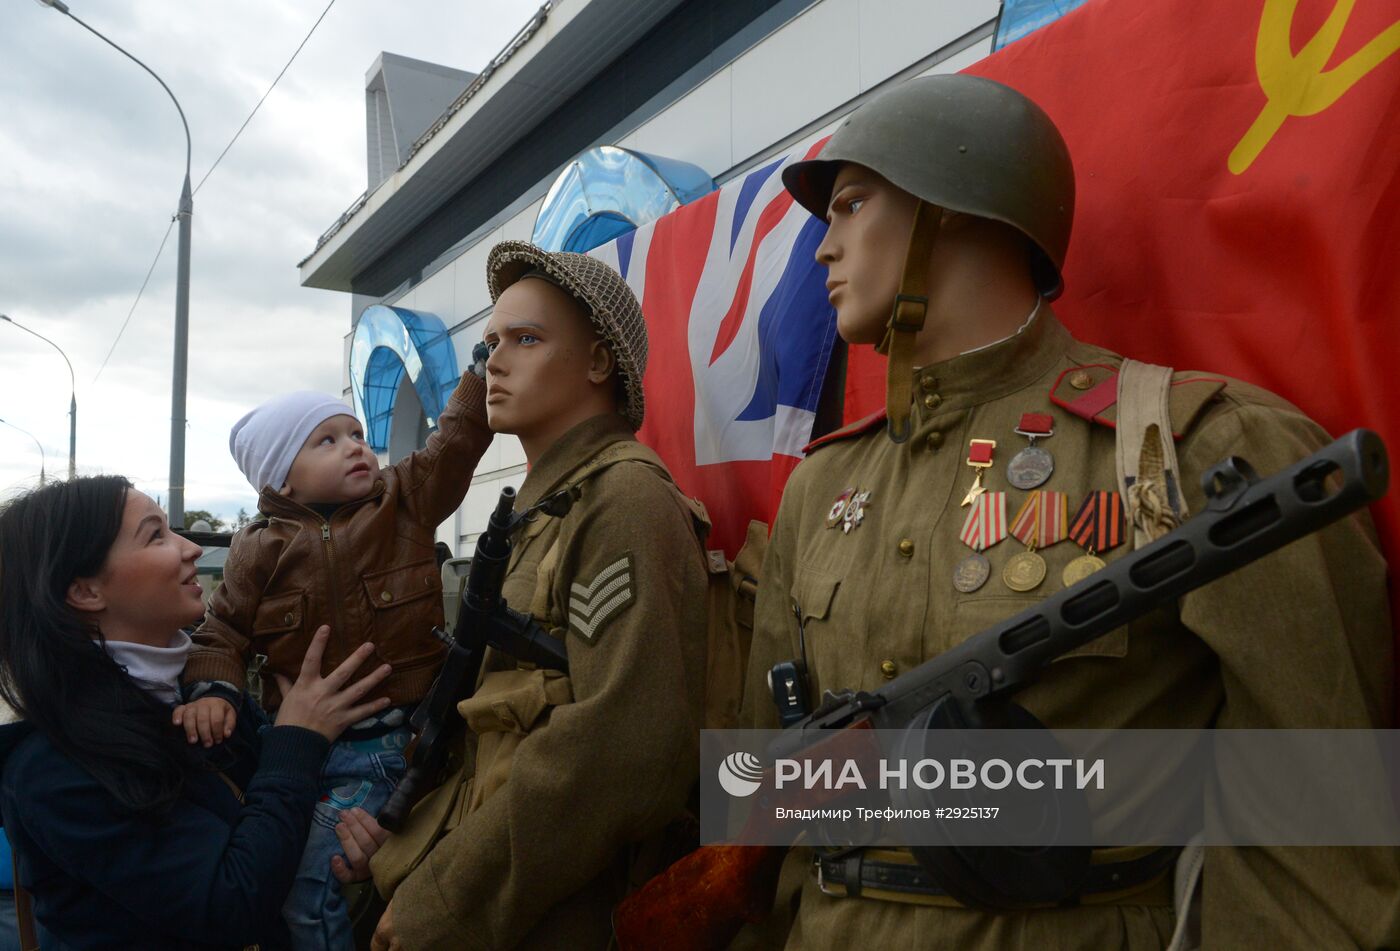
top-left (391, 371), bottom-right (492, 527)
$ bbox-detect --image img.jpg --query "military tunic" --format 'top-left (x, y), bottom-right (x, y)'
top-left (742, 310), bottom-right (1398, 949)
top-left (392, 414), bottom-right (709, 950)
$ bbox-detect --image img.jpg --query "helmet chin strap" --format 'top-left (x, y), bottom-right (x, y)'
top-left (878, 199), bottom-right (942, 443)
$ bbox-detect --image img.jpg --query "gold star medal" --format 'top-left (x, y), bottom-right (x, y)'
top-left (961, 439), bottom-right (997, 506)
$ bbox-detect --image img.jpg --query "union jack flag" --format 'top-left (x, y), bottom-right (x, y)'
top-left (590, 139), bottom-right (835, 557)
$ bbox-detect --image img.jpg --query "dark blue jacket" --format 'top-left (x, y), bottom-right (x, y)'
top-left (0, 699), bottom-right (328, 951)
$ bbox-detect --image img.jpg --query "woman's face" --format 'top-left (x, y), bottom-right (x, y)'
top-left (76, 491), bottom-right (206, 646)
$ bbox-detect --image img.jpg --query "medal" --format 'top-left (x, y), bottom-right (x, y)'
top-left (1003, 551), bottom-right (1047, 592)
top-left (953, 553), bottom-right (991, 593)
top-left (961, 439), bottom-right (997, 506)
top-left (956, 492), bottom-right (1007, 593)
top-left (1005, 491), bottom-right (1068, 593)
top-left (1007, 413), bottom-right (1056, 490)
top-left (1063, 491), bottom-right (1125, 585)
top-left (826, 488), bottom-right (854, 528)
top-left (1063, 554), bottom-right (1107, 586)
top-left (841, 490), bottom-right (871, 534)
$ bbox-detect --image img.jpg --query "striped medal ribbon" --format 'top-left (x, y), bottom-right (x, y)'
top-left (954, 492), bottom-right (1007, 593)
top-left (1063, 490), bottom-right (1125, 585)
top-left (1004, 491), bottom-right (1066, 592)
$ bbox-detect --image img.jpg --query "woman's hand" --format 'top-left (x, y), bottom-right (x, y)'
top-left (172, 696), bottom-right (237, 747)
top-left (330, 807), bottom-right (389, 884)
top-left (272, 626), bottom-right (392, 742)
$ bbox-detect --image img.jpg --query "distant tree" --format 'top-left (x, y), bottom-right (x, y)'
top-left (232, 507), bottom-right (257, 531)
top-left (183, 509), bottom-right (227, 532)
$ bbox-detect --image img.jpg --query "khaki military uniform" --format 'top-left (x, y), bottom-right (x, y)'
top-left (390, 414), bottom-right (709, 950)
top-left (742, 310), bottom-right (1398, 949)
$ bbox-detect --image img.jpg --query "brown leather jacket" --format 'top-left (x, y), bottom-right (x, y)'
top-left (184, 373), bottom-right (492, 710)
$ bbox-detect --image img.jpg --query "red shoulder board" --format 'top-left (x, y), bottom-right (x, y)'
top-left (1050, 365), bottom-right (1228, 440)
top-left (803, 410), bottom-right (887, 454)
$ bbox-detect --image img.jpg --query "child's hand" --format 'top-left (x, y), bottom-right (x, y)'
top-left (173, 696), bottom-right (238, 747)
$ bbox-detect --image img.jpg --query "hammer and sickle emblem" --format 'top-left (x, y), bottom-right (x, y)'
top-left (1229, 0), bottom-right (1400, 174)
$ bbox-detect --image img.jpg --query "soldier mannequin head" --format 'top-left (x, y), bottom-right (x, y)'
top-left (483, 276), bottom-right (620, 462)
top-left (817, 162), bottom-right (1040, 366)
top-left (786, 74), bottom-right (1074, 438)
top-left (484, 241), bottom-right (649, 463)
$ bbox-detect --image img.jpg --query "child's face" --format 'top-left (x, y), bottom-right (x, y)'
top-left (282, 414), bottom-right (375, 505)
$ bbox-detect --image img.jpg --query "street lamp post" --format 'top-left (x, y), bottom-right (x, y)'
top-left (0, 418), bottom-right (47, 486)
top-left (38, 0), bottom-right (193, 526)
top-left (0, 314), bottom-right (76, 479)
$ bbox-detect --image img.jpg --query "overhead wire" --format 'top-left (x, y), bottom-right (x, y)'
top-left (92, 0), bottom-right (339, 382)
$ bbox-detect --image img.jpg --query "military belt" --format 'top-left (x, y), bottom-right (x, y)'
top-left (815, 846), bottom-right (1178, 908)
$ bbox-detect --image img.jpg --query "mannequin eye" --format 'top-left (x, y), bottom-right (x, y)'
top-left (847, 197), bottom-right (864, 214)
top-left (484, 340), bottom-right (499, 354)
top-left (518, 333), bottom-right (540, 346)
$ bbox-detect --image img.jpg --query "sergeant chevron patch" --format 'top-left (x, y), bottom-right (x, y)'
top-left (568, 552), bottom-right (636, 643)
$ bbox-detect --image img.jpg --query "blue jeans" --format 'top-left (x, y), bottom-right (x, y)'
top-left (282, 727), bottom-right (409, 951)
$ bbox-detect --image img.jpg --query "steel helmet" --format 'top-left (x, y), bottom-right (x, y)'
top-left (783, 74), bottom-right (1074, 298)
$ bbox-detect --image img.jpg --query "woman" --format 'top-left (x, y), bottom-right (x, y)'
top-left (0, 475), bottom-right (391, 950)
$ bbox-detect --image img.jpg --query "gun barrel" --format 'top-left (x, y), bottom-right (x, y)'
top-left (464, 487), bottom-right (516, 618)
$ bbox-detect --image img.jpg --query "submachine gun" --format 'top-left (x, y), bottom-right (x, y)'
top-left (613, 429), bottom-right (1390, 950)
top-left (379, 486), bottom-right (572, 831)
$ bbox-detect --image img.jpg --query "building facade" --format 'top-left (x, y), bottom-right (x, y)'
top-left (298, 0), bottom-right (1053, 554)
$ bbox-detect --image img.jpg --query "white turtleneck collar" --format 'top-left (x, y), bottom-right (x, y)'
top-left (100, 630), bottom-right (193, 705)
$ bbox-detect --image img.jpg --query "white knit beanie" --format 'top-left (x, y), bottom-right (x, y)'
top-left (229, 391), bottom-right (356, 493)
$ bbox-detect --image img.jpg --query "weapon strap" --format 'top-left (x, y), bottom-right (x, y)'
top-left (522, 440), bottom-right (694, 624)
top-left (11, 841), bottom-right (37, 951)
top-left (1114, 359), bottom-right (1189, 548)
top-left (879, 200), bottom-right (941, 444)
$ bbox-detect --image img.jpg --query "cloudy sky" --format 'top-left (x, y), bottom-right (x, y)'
top-left (0, 0), bottom-right (542, 523)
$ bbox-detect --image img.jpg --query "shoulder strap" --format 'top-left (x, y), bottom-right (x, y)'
top-left (525, 441), bottom-right (679, 624)
top-left (11, 841), bottom-right (38, 951)
top-left (1115, 359), bottom-right (1191, 550)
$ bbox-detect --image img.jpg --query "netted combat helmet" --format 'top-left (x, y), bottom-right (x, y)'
top-left (783, 73), bottom-right (1074, 299)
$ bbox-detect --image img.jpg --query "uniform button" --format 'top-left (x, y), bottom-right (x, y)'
top-left (919, 375), bottom-right (938, 392)
top-left (424, 577), bottom-right (432, 587)
top-left (880, 660), bottom-right (898, 679)
top-left (922, 393), bottom-right (942, 410)
top-left (381, 591), bottom-right (393, 603)
top-left (1069, 370), bottom-right (1094, 390)
top-left (926, 431), bottom-right (944, 450)
top-left (897, 538), bottom-right (915, 557)
top-left (283, 612), bottom-right (293, 625)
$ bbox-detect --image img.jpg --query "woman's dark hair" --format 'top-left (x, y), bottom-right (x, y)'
top-left (0, 476), bottom-right (196, 816)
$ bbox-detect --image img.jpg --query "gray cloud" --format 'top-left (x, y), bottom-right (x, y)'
top-left (1, 0), bottom-right (542, 518)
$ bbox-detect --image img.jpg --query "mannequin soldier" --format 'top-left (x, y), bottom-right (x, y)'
top-left (370, 242), bottom-right (709, 949)
top-left (741, 75), bottom-right (1398, 949)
